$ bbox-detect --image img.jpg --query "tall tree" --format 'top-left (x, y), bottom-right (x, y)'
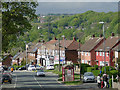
top-left (2, 2), bottom-right (38, 52)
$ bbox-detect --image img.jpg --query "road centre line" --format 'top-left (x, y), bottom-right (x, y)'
top-left (14, 74), bottom-right (17, 88)
top-left (33, 75), bottom-right (42, 88)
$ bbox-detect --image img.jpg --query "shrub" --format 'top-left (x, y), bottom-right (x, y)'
top-left (94, 65), bottom-right (98, 70)
top-left (87, 67), bottom-right (95, 72)
top-left (109, 78), bottom-right (112, 88)
top-left (81, 64), bottom-right (91, 74)
top-left (109, 70), bottom-right (118, 78)
top-left (92, 70), bottom-right (100, 76)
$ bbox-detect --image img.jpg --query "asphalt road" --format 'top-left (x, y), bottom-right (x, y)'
top-left (0, 70), bottom-right (98, 90)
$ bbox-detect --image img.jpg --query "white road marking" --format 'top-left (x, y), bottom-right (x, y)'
top-left (33, 75), bottom-right (42, 88)
top-left (14, 74), bottom-right (17, 88)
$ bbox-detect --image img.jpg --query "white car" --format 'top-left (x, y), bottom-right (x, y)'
top-left (28, 65), bottom-right (36, 71)
top-left (46, 65), bottom-right (54, 70)
top-left (35, 65), bottom-right (44, 70)
top-left (36, 69), bottom-right (45, 76)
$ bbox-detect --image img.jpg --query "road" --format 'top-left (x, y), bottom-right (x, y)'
top-left (0, 70), bottom-right (98, 90)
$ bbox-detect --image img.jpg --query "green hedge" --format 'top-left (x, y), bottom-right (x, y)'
top-left (87, 67), bottom-right (95, 72)
top-left (81, 64), bottom-right (91, 74)
top-left (92, 70), bottom-right (100, 76)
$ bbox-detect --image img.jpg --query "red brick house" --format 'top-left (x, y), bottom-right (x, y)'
top-left (95, 35), bottom-right (120, 66)
top-left (2, 54), bottom-right (13, 67)
top-left (80, 35), bottom-right (104, 66)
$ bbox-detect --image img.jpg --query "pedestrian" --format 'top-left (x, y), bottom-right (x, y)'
top-left (107, 75), bottom-right (110, 88)
top-left (11, 67), bottom-right (14, 73)
top-left (101, 77), bottom-right (104, 88)
top-left (103, 74), bottom-right (107, 88)
top-left (97, 74), bottom-right (101, 88)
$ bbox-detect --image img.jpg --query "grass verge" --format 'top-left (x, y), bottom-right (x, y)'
top-left (63, 81), bottom-right (83, 85)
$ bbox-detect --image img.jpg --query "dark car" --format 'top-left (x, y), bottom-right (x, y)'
top-left (18, 66), bottom-right (26, 70)
top-left (2, 74), bottom-right (12, 84)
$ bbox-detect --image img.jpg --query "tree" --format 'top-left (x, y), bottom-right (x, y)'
top-left (2, 2), bottom-right (38, 52)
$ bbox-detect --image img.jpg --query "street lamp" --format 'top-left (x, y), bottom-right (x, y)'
top-left (99, 21), bottom-right (106, 73)
top-left (106, 47), bottom-right (111, 71)
top-left (58, 39), bottom-right (61, 72)
top-left (78, 40), bottom-right (81, 80)
top-left (62, 35), bottom-right (65, 66)
top-left (24, 41), bottom-right (28, 66)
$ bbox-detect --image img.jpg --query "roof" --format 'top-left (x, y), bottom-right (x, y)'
top-left (46, 40), bottom-right (58, 45)
top-left (95, 36), bottom-right (120, 51)
top-left (27, 43), bottom-right (42, 53)
top-left (112, 44), bottom-right (120, 51)
top-left (81, 37), bottom-right (104, 51)
top-left (12, 52), bottom-right (20, 60)
top-left (55, 40), bottom-right (79, 50)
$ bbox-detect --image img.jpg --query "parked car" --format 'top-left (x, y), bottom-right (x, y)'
top-left (83, 72), bottom-right (95, 83)
top-left (2, 74), bottom-right (12, 84)
top-left (46, 65), bottom-right (54, 70)
top-left (18, 66), bottom-right (26, 70)
top-left (36, 69), bottom-right (45, 76)
top-left (28, 65), bottom-right (36, 71)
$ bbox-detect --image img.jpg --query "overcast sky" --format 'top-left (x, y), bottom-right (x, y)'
top-left (36, 2), bottom-right (118, 15)
top-left (37, 0), bottom-right (119, 2)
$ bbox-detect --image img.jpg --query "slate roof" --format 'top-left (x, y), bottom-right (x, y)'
top-left (81, 37), bottom-right (104, 51)
top-left (95, 36), bottom-right (120, 51)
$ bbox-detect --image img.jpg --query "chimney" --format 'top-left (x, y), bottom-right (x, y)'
top-left (42, 40), bottom-right (45, 43)
top-left (73, 37), bottom-right (76, 41)
top-left (92, 34), bottom-right (95, 37)
top-left (111, 32), bottom-right (114, 36)
top-left (54, 37), bottom-right (57, 40)
top-left (100, 34), bottom-right (103, 37)
top-left (38, 40), bottom-right (41, 43)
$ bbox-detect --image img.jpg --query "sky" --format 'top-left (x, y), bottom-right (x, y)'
top-left (36, 2), bottom-right (118, 15)
top-left (37, 0), bottom-right (120, 2)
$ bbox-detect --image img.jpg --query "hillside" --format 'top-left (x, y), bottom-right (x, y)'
top-left (9, 11), bottom-right (119, 55)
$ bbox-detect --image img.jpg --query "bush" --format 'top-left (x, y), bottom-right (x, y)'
top-left (92, 70), bottom-right (100, 76)
top-left (109, 70), bottom-right (118, 78)
top-left (87, 67), bottom-right (95, 72)
top-left (109, 78), bottom-right (112, 88)
top-left (94, 65), bottom-right (98, 70)
top-left (81, 64), bottom-right (91, 74)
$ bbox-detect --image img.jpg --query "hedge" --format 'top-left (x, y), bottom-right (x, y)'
top-left (87, 67), bottom-right (95, 72)
top-left (92, 70), bottom-right (100, 76)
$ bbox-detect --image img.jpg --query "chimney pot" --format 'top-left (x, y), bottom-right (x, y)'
top-left (54, 37), bottom-right (57, 40)
top-left (100, 34), bottom-right (103, 37)
top-left (111, 32), bottom-right (114, 36)
top-left (73, 37), bottom-right (76, 41)
top-left (92, 34), bottom-right (95, 37)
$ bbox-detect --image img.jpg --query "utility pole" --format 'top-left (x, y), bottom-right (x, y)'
top-left (59, 39), bottom-right (61, 72)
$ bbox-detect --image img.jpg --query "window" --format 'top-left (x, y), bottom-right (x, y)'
top-left (106, 52), bottom-right (109, 57)
top-left (88, 52), bottom-right (90, 56)
top-left (100, 52), bottom-right (102, 56)
top-left (82, 60), bottom-right (84, 63)
top-left (96, 52), bottom-right (98, 56)
top-left (85, 60), bottom-right (87, 64)
top-left (85, 52), bottom-right (87, 56)
top-left (103, 52), bottom-right (105, 56)
top-left (81, 52), bottom-right (84, 55)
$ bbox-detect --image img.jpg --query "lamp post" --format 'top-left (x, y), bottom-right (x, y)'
top-left (99, 21), bottom-right (106, 73)
top-left (62, 35), bottom-right (65, 66)
top-left (78, 40), bottom-right (81, 80)
top-left (106, 47), bottom-right (111, 71)
top-left (58, 39), bottom-right (61, 72)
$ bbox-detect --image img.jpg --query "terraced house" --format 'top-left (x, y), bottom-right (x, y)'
top-left (95, 34), bottom-right (120, 66)
top-left (80, 35), bottom-right (104, 66)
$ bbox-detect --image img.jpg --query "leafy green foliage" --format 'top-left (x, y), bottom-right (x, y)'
top-left (2, 2), bottom-right (38, 52)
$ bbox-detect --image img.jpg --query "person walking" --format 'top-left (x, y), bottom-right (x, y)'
top-left (97, 74), bottom-right (101, 88)
top-left (103, 74), bottom-right (107, 88)
top-left (11, 67), bottom-right (14, 73)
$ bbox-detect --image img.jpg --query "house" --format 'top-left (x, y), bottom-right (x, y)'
top-left (95, 34), bottom-right (120, 66)
top-left (37, 37), bottom-right (58, 66)
top-left (12, 52), bottom-right (21, 65)
top-left (80, 35), bottom-right (104, 66)
top-left (112, 44), bottom-right (120, 69)
top-left (2, 54), bottom-right (13, 67)
top-left (54, 37), bottom-right (80, 64)
top-left (27, 42), bottom-right (42, 65)
top-left (37, 37), bottom-right (80, 66)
